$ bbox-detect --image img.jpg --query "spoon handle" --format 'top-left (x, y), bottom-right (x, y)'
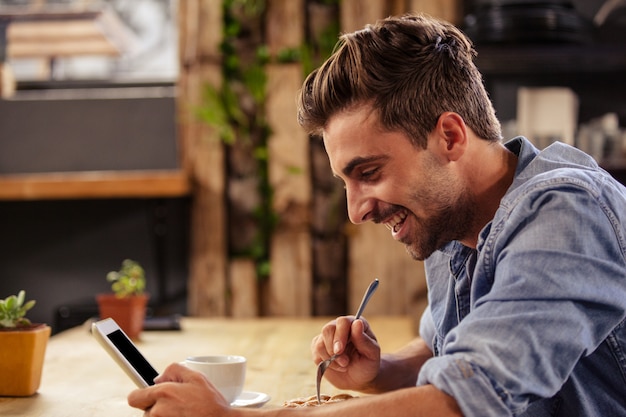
top-left (354, 278), bottom-right (379, 319)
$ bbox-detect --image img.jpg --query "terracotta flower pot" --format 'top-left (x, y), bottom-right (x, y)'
top-left (0, 323), bottom-right (51, 396)
top-left (96, 294), bottom-right (149, 340)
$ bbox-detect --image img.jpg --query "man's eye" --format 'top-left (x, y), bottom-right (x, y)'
top-left (360, 168), bottom-right (378, 179)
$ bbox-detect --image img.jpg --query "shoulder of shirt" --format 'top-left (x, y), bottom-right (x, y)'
top-left (505, 137), bottom-right (618, 201)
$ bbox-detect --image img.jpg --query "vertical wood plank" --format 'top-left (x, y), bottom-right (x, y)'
top-left (179, 0), bottom-right (228, 316)
top-left (185, 66), bottom-right (228, 317)
top-left (408, 0), bottom-right (463, 24)
top-left (196, 0), bottom-right (224, 58)
top-left (266, 0), bottom-right (304, 54)
top-left (265, 64), bottom-right (312, 316)
top-left (347, 223), bottom-right (427, 328)
top-left (230, 259), bottom-right (259, 318)
top-left (265, 228), bottom-right (312, 316)
top-left (264, 0), bottom-right (311, 316)
top-left (266, 65), bottom-right (311, 212)
top-left (340, 0), bottom-right (387, 32)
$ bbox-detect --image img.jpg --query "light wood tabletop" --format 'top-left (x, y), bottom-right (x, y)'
top-left (0, 316), bottom-right (415, 416)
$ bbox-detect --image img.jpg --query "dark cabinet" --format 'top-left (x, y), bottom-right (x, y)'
top-left (473, 42), bottom-right (626, 183)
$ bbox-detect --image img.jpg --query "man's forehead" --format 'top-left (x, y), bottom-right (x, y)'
top-left (324, 135), bottom-right (395, 181)
top-left (323, 106), bottom-right (381, 155)
top-left (325, 103), bottom-right (380, 133)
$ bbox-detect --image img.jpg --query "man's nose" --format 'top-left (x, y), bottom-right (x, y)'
top-left (346, 185), bottom-right (373, 224)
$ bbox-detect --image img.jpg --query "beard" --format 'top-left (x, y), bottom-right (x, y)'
top-left (402, 189), bottom-right (476, 261)
top-left (386, 165), bottom-right (477, 261)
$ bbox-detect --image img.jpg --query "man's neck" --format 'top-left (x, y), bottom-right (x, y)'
top-left (460, 141), bottom-right (518, 248)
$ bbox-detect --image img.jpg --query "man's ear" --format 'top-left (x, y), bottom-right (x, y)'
top-left (436, 112), bottom-right (467, 161)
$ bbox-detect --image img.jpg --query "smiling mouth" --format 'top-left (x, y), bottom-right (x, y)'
top-left (383, 210), bottom-right (407, 233)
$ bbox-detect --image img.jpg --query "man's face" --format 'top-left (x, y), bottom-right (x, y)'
top-left (323, 105), bottom-right (476, 260)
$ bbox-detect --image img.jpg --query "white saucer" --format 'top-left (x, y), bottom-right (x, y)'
top-left (231, 391), bottom-right (271, 408)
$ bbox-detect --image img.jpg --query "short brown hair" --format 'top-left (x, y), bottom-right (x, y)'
top-left (297, 14), bottom-right (501, 148)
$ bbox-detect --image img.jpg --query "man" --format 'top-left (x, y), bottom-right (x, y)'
top-left (128, 14), bottom-right (626, 416)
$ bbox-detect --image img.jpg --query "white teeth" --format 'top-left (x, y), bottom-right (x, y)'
top-left (385, 211), bottom-right (407, 233)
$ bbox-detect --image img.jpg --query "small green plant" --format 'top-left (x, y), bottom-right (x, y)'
top-left (106, 259), bottom-right (146, 298)
top-left (0, 290), bottom-right (36, 328)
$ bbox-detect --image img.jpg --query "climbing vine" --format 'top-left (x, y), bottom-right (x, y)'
top-left (196, 0), bottom-right (341, 283)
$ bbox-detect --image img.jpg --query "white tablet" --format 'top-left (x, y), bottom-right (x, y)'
top-left (91, 318), bottom-right (159, 387)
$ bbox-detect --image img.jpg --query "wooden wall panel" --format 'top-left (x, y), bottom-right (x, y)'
top-left (266, 228), bottom-right (312, 316)
top-left (340, 0), bottom-right (387, 32)
top-left (266, 0), bottom-right (304, 53)
top-left (346, 223), bottom-right (427, 329)
top-left (177, 0), bottom-right (448, 319)
top-left (408, 0), bottom-right (463, 25)
top-left (265, 0), bottom-right (312, 316)
top-left (230, 259), bottom-right (259, 318)
top-left (179, 0), bottom-right (228, 316)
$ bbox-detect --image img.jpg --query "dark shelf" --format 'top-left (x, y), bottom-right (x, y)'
top-left (475, 43), bottom-right (626, 75)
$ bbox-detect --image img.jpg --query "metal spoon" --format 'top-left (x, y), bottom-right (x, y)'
top-left (315, 278), bottom-right (380, 404)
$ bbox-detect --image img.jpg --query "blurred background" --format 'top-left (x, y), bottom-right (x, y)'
top-left (0, 0), bottom-right (624, 334)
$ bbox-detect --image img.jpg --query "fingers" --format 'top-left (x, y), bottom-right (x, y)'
top-left (154, 362), bottom-right (202, 384)
top-left (312, 316), bottom-right (377, 365)
top-left (327, 316), bottom-right (353, 355)
top-left (128, 385), bottom-right (157, 411)
top-left (311, 317), bottom-right (350, 361)
top-left (128, 363), bottom-right (210, 411)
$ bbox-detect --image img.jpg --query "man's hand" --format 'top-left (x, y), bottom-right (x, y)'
top-left (128, 363), bottom-right (231, 417)
top-left (311, 316), bottom-right (381, 391)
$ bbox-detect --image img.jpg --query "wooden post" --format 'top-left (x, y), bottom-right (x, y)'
top-left (408, 0), bottom-right (463, 25)
top-left (179, 0), bottom-right (228, 316)
top-left (264, 0), bottom-right (312, 316)
top-left (230, 259), bottom-right (259, 318)
top-left (340, 0), bottom-right (387, 32)
top-left (346, 223), bottom-right (427, 331)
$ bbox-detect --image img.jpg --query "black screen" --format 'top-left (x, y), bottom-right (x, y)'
top-left (107, 330), bottom-right (159, 385)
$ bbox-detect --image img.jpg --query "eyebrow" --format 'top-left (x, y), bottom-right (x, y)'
top-left (341, 155), bottom-right (389, 177)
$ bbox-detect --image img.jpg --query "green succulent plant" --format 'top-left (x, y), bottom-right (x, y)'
top-left (0, 290), bottom-right (36, 328)
top-left (106, 259), bottom-right (146, 298)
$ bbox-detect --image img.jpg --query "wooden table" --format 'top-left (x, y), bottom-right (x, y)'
top-left (0, 316), bottom-right (415, 416)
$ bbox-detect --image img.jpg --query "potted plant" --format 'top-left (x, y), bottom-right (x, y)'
top-left (0, 290), bottom-right (51, 396)
top-left (96, 259), bottom-right (149, 340)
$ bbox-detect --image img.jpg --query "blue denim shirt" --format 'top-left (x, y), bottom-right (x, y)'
top-left (417, 137), bottom-right (626, 416)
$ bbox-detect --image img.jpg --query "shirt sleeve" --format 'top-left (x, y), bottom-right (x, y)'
top-left (418, 305), bottom-right (435, 352)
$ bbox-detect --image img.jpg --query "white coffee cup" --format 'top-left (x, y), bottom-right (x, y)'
top-left (183, 355), bottom-right (246, 404)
